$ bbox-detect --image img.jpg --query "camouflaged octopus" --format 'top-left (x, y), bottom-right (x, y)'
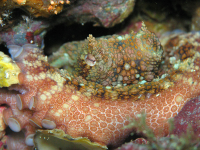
top-left (49, 23), bottom-right (166, 101)
top-left (1, 23), bottom-right (200, 149)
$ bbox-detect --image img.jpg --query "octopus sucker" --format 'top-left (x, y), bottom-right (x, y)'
top-left (0, 25), bottom-right (200, 149)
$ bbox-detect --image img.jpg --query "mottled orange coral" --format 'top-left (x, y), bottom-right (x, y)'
top-left (0, 0), bottom-right (66, 18)
top-left (1, 26), bottom-right (200, 149)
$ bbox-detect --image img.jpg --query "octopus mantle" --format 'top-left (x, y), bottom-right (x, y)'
top-left (1, 25), bottom-right (200, 149)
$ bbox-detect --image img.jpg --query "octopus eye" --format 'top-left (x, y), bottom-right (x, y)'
top-left (84, 54), bottom-right (96, 66)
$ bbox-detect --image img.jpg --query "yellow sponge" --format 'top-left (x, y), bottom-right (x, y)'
top-left (0, 52), bottom-right (21, 87)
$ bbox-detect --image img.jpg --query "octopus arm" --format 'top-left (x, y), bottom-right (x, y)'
top-left (1, 28), bottom-right (200, 148)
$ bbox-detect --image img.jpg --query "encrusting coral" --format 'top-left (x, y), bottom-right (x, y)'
top-left (0, 0), bottom-right (67, 18)
top-left (1, 24), bottom-right (200, 149)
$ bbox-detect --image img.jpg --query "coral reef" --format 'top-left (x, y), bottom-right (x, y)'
top-left (0, 0), bottom-right (135, 30)
top-left (0, 23), bottom-right (200, 149)
top-left (116, 112), bottom-right (200, 150)
top-left (0, 19), bottom-right (48, 47)
top-left (172, 0), bottom-right (200, 30)
top-left (1, 0), bottom-right (200, 149)
top-left (117, 0), bottom-right (200, 37)
top-left (0, 0), bottom-right (67, 18)
top-left (60, 0), bottom-right (135, 27)
top-left (172, 96), bottom-right (200, 137)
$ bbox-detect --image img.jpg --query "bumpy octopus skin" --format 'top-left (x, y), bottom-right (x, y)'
top-left (1, 26), bottom-right (200, 148)
top-left (49, 24), bottom-right (166, 100)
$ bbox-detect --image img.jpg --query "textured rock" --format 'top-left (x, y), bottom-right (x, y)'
top-left (0, 19), bottom-right (48, 46)
top-left (61, 0), bottom-right (135, 27)
top-left (172, 96), bottom-right (200, 137)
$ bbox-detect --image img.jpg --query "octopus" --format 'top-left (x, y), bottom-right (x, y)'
top-left (0, 23), bottom-right (200, 149)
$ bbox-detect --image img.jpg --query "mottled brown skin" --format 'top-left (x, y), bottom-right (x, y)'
top-left (50, 24), bottom-right (167, 101)
top-left (1, 27), bottom-right (200, 149)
